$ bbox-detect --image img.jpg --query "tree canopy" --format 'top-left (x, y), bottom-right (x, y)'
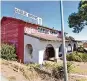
top-left (68, 0), bottom-right (87, 33)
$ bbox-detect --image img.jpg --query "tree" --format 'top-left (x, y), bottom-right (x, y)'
top-left (68, 1), bottom-right (87, 33)
top-left (65, 36), bottom-right (75, 41)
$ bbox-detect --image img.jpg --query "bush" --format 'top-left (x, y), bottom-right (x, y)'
top-left (1, 43), bottom-right (17, 61)
top-left (82, 54), bottom-right (87, 62)
top-left (77, 46), bottom-right (87, 53)
top-left (66, 52), bottom-right (87, 62)
top-left (52, 62), bottom-right (73, 79)
top-left (77, 47), bottom-right (84, 52)
top-left (52, 65), bottom-right (63, 79)
top-left (43, 61), bottom-right (59, 69)
top-left (67, 62), bottom-right (73, 73)
top-left (26, 63), bottom-right (40, 69)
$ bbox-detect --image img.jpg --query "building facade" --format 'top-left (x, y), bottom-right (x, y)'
top-left (1, 16), bottom-right (77, 64)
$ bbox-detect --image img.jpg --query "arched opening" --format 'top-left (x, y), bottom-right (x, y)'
top-left (59, 44), bottom-right (63, 57)
top-left (73, 44), bottom-right (76, 51)
top-left (26, 44), bottom-right (33, 58)
top-left (67, 44), bottom-right (72, 52)
top-left (44, 44), bottom-right (55, 60)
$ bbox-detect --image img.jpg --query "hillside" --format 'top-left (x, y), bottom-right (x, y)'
top-left (0, 59), bottom-right (60, 81)
top-left (1, 59), bottom-right (87, 81)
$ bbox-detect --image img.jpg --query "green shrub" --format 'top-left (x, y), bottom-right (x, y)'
top-left (26, 63), bottom-right (40, 69)
top-left (1, 43), bottom-right (17, 61)
top-left (43, 61), bottom-right (59, 69)
top-left (67, 62), bottom-right (73, 73)
top-left (77, 46), bottom-right (85, 53)
top-left (52, 62), bottom-right (73, 79)
top-left (82, 53), bottom-right (87, 62)
top-left (52, 65), bottom-right (63, 79)
top-left (66, 52), bottom-right (87, 62)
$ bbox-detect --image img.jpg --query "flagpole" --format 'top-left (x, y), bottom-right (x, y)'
top-left (60, 0), bottom-right (68, 81)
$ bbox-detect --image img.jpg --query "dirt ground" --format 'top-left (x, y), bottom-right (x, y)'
top-left (1, 59), bottom-right (29, 81)
top-left (71, 61), bottom-right (87, 75)
top-left (1, 64), bottom-right (29, 81)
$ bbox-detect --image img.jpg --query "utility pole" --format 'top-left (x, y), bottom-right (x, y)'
top-left (60, 0), bottom-right (68, 81)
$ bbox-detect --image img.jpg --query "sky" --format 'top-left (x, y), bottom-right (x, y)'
top-left (1, 1), bottom-right (87, 40)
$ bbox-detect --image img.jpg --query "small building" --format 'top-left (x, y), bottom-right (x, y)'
top-left (1, 16), bottom-right (77, 64)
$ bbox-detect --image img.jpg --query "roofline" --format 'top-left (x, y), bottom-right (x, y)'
top-left (24, 33), bottom-right (60, 41)
top-left (1, 16), bottom-right (61, 32)
top-left (24, 33), bottom-right (70, 42)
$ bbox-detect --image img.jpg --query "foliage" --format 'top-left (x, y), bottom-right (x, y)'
top-left (1, 43), bottom-right (17, 61)
top-left (52, 65), bottom-right (64, 79)
top-left (68, 1), bottom-right (87, 33)
top-left (78, 1), bottom-right (87, 22)
top-left (66, 52), bottom-right (87, 62)
top-left (26, 63), bottom-right (40, 69)
top-left (43, 61), bottom-right (59, 69)
top-left (77, 46), bottom-right (84, 52)
top-left (68, 36), bottom-right (75, 40)
top-left (67, 62), bottom-right (73, 73)
top-left (77, 46), bottom-right (87, 53)
top-left (51, 62), bottom-right (73, 79)
top-left (65, 36), bottom-right (75, 41)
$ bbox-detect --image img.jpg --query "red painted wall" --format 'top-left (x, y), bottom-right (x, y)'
top-left (1, 17), bottom-right (23, 62)
top-left (18, 24), bottom-right (24, 62)
top-left (1, 16), bottom-right (39, 62)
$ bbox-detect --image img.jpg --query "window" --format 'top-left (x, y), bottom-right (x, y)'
top-left (38, 27), bottom-right (49, 34)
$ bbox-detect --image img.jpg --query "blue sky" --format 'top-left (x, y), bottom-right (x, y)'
top-left (1, 1), bottom-right (87, 40)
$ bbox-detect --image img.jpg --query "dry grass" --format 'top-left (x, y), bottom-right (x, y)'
top-left (0, 59), bottom-right (59, 81)
top-left (7, 76), bottom-right (16, 81)
top-left (69, 76), bottom-right (87, 81)
top-left (1, 59), bottom-right (40, 81)
top-left (71, 62), bottom-right (87, 75)
top-left (1, 59), bottom-right (87, 81)
top-left (76, 78), bottom-right (87, 81)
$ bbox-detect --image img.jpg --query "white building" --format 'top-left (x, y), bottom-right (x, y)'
top-left (1, 16), bottom-right (77, 64)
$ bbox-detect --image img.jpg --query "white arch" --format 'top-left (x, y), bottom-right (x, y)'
top-left (24, 44), bottom-right (33, 63)
top-left (43, 44), bottom-right (55, 60)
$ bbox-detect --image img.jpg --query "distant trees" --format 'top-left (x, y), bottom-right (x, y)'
top-left (65, 36), bottom-right (75, 41)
